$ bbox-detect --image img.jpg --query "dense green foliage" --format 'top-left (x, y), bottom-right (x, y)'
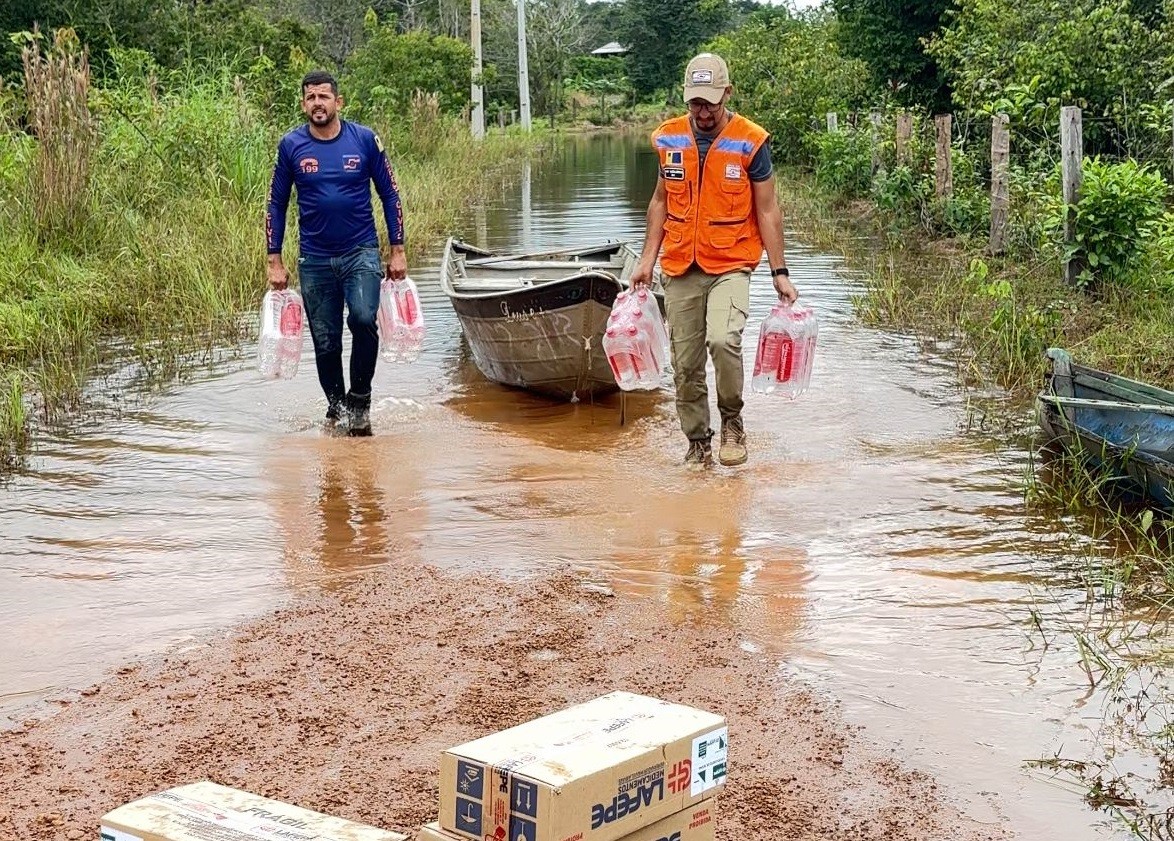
top-left (618, 0), bottom-right (731, 98)
top-left (342, 15), bottom-right (473, 121)
top-left (707, 8), bottom-right (869, 164)
top-left (927, 0), bottom-right (1170, 156)
top-left (833, 0), bottom-right (951, 111)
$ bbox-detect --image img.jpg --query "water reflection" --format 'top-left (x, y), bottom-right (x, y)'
top-left (606, 474), bottom-right (811, 650)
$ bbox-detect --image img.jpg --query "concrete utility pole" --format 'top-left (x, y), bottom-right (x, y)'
top-left (516, 0), bottom-right (532, 131)
top-left (470, 0), bottom-right (485, 139)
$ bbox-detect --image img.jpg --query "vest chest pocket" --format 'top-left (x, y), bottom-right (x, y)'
top-left (663, 176), bottom-right (692, 220)
top-left (717, 171), bottom-right (752, 220)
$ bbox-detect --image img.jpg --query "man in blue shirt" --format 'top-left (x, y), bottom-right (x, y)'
top-left (266, 70), bottom-right (407, 436)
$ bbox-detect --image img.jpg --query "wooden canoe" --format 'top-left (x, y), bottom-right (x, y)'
top-left (1036, 347), bottom-right (1174, 511)
top-left (439, 237), bottom-right (666, 401)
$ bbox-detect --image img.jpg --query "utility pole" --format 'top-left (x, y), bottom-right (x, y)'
top-left (516, 0), bottom-right (532, 131)
top-left (470, 0), bottom-right (485, 139)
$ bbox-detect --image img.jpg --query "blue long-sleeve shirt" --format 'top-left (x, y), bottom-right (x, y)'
top-left (266, 120), bottom-right (404, 258)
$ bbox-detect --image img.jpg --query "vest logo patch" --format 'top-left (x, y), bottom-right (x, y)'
top-left (724, 163), bottom-right (741, 180)
top-left (662, 166), bottom-right (685, 181)
top-left (664, 150), bottom-right (682, 166)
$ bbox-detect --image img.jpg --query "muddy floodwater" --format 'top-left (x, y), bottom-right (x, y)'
top-left (0, 131), bottom-right (1150, 839)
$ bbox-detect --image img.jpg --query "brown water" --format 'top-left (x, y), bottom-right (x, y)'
top-left (0, 131), bottom-right (1149, 839)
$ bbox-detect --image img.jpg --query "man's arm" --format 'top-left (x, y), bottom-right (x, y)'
top-left (630, 176), bottom-right (668, 286)
top-left (370, 132), bottom-right (407, 280)
top-left (752, 175), bottom-right (797, 303)
top-left (266, 140), bottom-right (293, 290)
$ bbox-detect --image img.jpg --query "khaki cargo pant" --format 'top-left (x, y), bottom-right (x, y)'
top-left (663, 266), bottom-right (751, 442)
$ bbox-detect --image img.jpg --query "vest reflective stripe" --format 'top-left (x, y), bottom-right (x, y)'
top-left (651, 114), bottom-right (769, 277)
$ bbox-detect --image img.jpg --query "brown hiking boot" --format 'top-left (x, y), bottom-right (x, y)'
top-left (718, 417), bottom-right (747, 466)
top-left (684, 434), bottom-right (713, 471)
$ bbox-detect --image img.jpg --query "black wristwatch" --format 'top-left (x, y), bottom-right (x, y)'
top-left (771, 266), bottom-right (790, 277)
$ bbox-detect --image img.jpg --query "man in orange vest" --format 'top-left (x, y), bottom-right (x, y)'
top-left (630, 52), bottom-right (798, 469)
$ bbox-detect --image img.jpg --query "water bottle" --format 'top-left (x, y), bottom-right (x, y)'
top-left (796, 304), bottom-right (818, 394)
top-left (258, 289), bottom-right (304, 380)
top-left (751, 302), bottom-right (818, 398)
top-left (632, 287), bottom-right (669, 365)
top-left (277, 291), bottom-right (304, 378)
top-left (378, 276), bottom-right (425, 363)
top-left (603, 294), bottom-right (662, 391)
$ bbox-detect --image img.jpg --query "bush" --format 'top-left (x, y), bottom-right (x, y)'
top-left (1041, 157), bottom-right (1170, 288)
top-left (812, 126), bottom-right (873, 198)
top-left (872, 164), bottom-right (932, 227)
top-left (342, 17), bottom-right (472, 126)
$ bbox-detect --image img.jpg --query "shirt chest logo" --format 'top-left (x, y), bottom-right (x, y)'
top-left (298, 156), bottom-right (319, 174)
top-left (343, 155), bottom-right (362, 171)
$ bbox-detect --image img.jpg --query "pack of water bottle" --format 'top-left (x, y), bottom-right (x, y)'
top-left (602, 286), bottom-right (669, 391)
top-left (378, 275), bottom-right (425, 363)
top-left (257, 288), bottom-right (305, 380)
top-left (751, 301), bottom-right (818, 398)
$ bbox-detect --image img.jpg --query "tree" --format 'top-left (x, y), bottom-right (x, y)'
top-left (706, 7), bottom-right (870, 164)
top-left (927, 0), bottom-right (1163, 155)
top-left (619, 0), bottom-right (731, 99)
top-left (527, 0), bottom-right (587, 120)
top-left (342, 18), bottom-right (473, 120)
top-left (1, 0), bottom-right (63, 76)
top-left (832, 0), bottom-right (952, 111)
top-left (580, 0), bottom-right (624, 51)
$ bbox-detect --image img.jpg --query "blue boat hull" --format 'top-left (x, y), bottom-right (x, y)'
top-left (1036, 348), bottom-right (1174, 512)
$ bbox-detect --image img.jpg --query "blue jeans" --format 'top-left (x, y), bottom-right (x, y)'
top-left (297, 244), bottom-right (382, 412)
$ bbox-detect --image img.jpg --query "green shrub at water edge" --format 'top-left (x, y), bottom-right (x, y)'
top-left (1037, 158), bottom-right (1170, 290)
top-left (812, 127), bottom-right (873, 199)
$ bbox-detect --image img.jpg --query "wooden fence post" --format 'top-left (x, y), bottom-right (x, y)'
top-left (1061, 105), bottom-right (1084, 286)
top-left (896, 111), bottom-right (912, 165)
top-left (869, 108), bottom-right (883, 174)
top-left (826, 112), bottom-right (838, 133)
top-left (934, 114), bottom-right (953, 199)
top-left (989, 113), bottom-right (1010, 256)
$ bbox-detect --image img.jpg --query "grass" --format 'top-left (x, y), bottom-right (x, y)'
top-left (0, 52), bottom-right (547, 467)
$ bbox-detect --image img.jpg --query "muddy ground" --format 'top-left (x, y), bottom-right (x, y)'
top-left (0, 564), bottom-right (1010, 840)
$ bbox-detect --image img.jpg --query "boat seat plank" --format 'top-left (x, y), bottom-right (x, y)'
top-left (452, 280), bottom-right (540, 291)
top-left (461, 260), bottom-right (621, 271)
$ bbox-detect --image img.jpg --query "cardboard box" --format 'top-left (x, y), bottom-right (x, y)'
top-left (439, 691), bottom-right (727, 841)
top-left (419, 800), bottom-right (716, 841)
top-left (99, 780), bottom-right (408, 841)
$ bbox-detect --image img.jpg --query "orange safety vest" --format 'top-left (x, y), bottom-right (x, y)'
top-left (650, 113), bottom-right (770, 277)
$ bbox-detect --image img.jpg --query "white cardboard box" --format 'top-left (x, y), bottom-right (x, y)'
top-left (100, 780), bottom-right (408, 841)
top-left (419, 799), bottom-right (716, 841)
top-left (439, 691), bottom-right (727, 841)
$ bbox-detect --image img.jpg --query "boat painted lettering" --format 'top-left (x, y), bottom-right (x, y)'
top-left (499, 302), bottom-right (543, 321)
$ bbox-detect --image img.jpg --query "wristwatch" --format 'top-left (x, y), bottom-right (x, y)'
top-left (771, 266), bottom-right (790, 277)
